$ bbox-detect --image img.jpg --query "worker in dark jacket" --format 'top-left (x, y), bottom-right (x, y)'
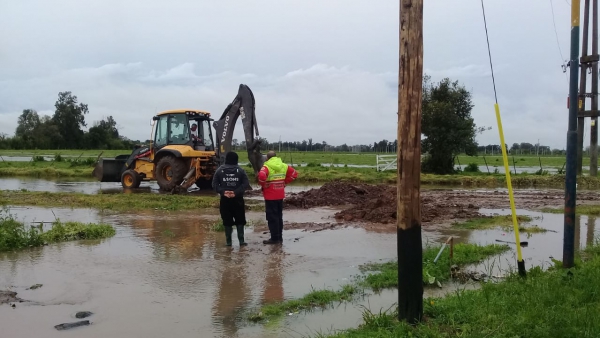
top-left (212, 151), bottom-right (250, 246)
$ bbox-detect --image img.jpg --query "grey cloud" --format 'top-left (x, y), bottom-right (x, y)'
top-left (0, 0), bottom-right (580, 149)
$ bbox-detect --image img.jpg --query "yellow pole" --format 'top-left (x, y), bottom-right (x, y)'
top-left (494, 103), bottom-right (524, 266)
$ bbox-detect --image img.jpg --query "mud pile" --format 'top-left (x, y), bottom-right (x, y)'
top-left (284, 182), bottom-right (482, 225)
top-left (284, 182), bottom-right (386, 208)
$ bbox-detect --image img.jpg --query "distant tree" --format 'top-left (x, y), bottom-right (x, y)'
top-left (52, 91), bottom-right (89, 148)
top-left (421, 76), bottom-right (488, 174)
top-left (15, 109), bottom-right (40, 148)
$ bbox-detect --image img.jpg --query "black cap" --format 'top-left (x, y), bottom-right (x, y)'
top-left (225, 151), bottom-right (238, 165)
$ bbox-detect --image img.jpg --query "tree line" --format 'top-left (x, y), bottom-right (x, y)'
top-left (0, 92), bottom-right (141, 150)
top-left (1, 75), bottom-right (522, 174)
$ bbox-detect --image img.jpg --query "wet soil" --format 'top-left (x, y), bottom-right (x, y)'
top-left (283, 182), bottom-right (600, 226)
top-left (0, 291), bottom-right (23, 305)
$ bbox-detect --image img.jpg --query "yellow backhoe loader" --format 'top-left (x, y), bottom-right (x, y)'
top-left (92, 84), bottom-right (265, 192)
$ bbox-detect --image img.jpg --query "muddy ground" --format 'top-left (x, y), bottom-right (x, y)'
top-left (0, 291), bottom-right (22, 305)
top-left (280, 182), bottom-right (600, 227)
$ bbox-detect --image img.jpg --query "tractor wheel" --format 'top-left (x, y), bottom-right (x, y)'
top-left (195, 177), bottom-right (213, 190)
top-left (155, 156), bottom-right (187, 191)
top-left (121, 169), bottom-right (141, 189)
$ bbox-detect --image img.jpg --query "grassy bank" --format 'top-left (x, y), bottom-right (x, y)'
top-left (0, 150), bottom-right (584, 168)
top-left (359, 243), bottom-right (510, 289)
top-left (0, 190), bottom-right (268, 212)
top-left (0, 212), bottom-right (115, 252)
top-left (248, 285), bottom-right (361, 322)
top-left (0, 190), bottom-right (219, 210)
top-left (451, 215), bottom-right (532, 230)
top-left (320, 243), bottom-right (600, 338)
top-left (455, 154), bottom-right (573, 168)
top-left (4, 159), bottom-right (600, 188)
top-left (542, 205), bottom-right (600, 216)
top-left (248, 243), bottom-right (509, 322)
top-left (451, 215), bottom-right (549, 233)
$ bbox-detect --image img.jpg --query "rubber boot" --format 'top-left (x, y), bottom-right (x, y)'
top-left (225, 226), bottom-right (233, 246)
top-left (236, 225), bottom-right (248, 246)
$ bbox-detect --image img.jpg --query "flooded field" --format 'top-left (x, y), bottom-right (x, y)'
top-left (0, 206), bottom-right (404, 337)
top-left (0, 177), bottom-right (321, 195)
top-left (1, 180), bottom-right (600, 337)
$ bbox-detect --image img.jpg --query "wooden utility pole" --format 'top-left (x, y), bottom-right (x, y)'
top-left (577, 0), bottom-right (599, 176)
top-left (397, 0), bottom-right (424, 323)
top-left (591, 0), bottom-right (599, 176)
top-left (577, 0), bottom-right (590, 175)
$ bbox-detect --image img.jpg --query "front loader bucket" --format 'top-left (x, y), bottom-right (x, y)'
top-left (93, 158), bottom-right (127, 182)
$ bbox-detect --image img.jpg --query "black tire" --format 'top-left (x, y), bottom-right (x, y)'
top-left (195, 177), bottom-right (213, 190)
top-left (155, 156), bottom-right (187, 191)
top-left (121, 169), bottom-right (141, 189)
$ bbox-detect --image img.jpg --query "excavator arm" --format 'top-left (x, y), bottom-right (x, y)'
top-left (212, 84), bottom-right (265, 175)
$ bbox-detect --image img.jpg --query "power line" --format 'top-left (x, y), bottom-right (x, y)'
top-left (480, 0), bottom-right (498, 103)
top-left (550, 0), bottom-right (570, 83)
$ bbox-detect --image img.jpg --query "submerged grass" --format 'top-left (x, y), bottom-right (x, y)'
top-left (359, 243), bottom-right (510, 290)
top-left (0, 190), bottom-right (219, 211)
top-left (248, 244), bottom-right (509, 324)
top-left (452, 215), bottom-right (532, 230)
top-left (248, 284), bottom-right (361, 322)
top-left (320, 243), bottom-right (600, 338)
top-left (542, 205), bottom-right (600, 216)
top-left (0, 210), bottom-right (115, 252)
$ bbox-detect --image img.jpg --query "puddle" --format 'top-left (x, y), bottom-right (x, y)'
top-left (0, 177), bottom-right (321, 195)
top-left (0, 206), bottom-right (413, 338)
top-left (2, 200), bottom-right (599, 337)
top-left (434, 208), bottom-right (600, 276)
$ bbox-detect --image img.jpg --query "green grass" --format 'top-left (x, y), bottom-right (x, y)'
top-left (0, 190), bottom-right (270, 213)
top-left (542, 205), bottom-right (600, 216)
top-left (247, 243), bottom-right (510, 325)
top-left (248, 284), bottom-right (361, 322)
top-left (0, 190), bottom-right (219, 211)
top-left (319, 243), bottom-right (600, 338)
top-left (3, 155), bottom-right (600, 188)
top-left (519, 225), bottom-right (549, 233)
top-left (456, 154), bottom-right (572, 168)
top-left (452, 215), bottom-right (532, 230)
top-left (359, 243), bottom-right (510, 289)
top-left (0, 150), bottom-right (583, 168)
top-left (0, 210), bottom-right (115, 252)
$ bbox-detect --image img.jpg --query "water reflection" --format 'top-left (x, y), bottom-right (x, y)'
top-left (261, 246), bottom-right (285, 305)
top-left (212, 250), bottom-right (252, 338)
top-left (587, 216), bottom-right (596, 247)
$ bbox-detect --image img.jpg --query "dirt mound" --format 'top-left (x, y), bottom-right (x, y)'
top-left (284, 182), bottom-right (482, 225)
top-left (284, 182), bottom-right (387, 209)
top-left (333, 192), bottom-right (481, 225)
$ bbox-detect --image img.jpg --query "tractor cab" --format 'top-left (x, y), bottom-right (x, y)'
top-left (152, 110), bottom-right (215, 152)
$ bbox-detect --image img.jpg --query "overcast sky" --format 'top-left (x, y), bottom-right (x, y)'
top-left (0, 0), bottom-right (587, 149)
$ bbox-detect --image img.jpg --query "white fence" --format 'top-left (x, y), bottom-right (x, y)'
top-left (376, 154), bottom-right (427, 171)
top-left (376, 155), bottom-right (397, 172)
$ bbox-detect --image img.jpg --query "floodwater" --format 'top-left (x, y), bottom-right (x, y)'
top-left (2, 197), bottom-right (600, 336)
top-left (0, 177), bottom-right (321, 195)
top-left (0, 206), bottom-right (409, 338)
top-left (433, 208), bottom-right (600, 276)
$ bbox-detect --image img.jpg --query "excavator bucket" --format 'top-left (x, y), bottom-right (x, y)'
top-left (213, 84), bottom-right (265, 175)
top-left (92, 155), bottom-right (128, 182)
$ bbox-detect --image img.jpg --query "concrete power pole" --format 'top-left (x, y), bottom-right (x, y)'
top-left (564, 0), bottom-right (581, 268)
top-left (396, 0), bottom-right (424, 323)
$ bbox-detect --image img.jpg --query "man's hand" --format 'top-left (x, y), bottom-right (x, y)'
top-left (224, 191), bottom-right (235, 198)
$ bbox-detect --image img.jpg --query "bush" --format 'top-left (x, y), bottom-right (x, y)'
top-left (463, 163), bottom-right (480, 173)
